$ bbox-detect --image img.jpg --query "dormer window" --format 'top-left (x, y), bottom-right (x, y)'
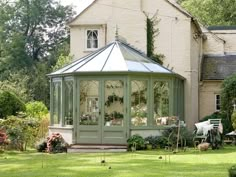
top-left (86, 29), bottom-right (98, 50)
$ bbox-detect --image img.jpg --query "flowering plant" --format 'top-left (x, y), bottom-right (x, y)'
top-left (131, 104), bottom-right (147, 118)
top-left (46, 133), bottom-right (68, 153)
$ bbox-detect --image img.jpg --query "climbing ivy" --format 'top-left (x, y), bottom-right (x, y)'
top-left (146, 13), bottom-right (164, 65)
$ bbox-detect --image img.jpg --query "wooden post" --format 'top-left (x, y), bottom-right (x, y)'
top-left (176, 117), bottom-right (180, 152)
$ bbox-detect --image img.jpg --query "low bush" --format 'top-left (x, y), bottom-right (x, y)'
top-left (36, 141), bottom-right (47, 152)
top-left (0, 116), bottom-right (48, 151)
top-left (229, 165), bottom-right (236, 177)
top-left (127, 134), bottom-right (145, 150)
top-left (144, 136), bottom-right (159, 149)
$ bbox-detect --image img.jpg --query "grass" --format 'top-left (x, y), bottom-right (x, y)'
top-left (0, 146), bottom-right (236, 177)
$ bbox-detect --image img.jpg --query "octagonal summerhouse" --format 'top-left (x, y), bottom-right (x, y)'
top-left (48, 39), bottom-right (185, 145)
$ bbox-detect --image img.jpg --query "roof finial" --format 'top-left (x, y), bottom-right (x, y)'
top-left (115, 25), bottom-right (119, 41)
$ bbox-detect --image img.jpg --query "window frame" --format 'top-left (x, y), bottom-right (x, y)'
top-left (215, 94), bottom-right (221, 111)
top-left (85, 29), bottom-right (99, 51)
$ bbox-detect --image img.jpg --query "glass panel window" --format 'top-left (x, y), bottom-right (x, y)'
top-left (153, 81), bottom-right (171, 126)
top-left (131, 80), bottom-right (148, 126)
top-left (64, 80), bottom-right (73, 125)
top-left (86, 30), bottom-right (98, 49)
top-left (104, 80), bottom-right (124, 127)
top-left (52, 82), bottom-right (61, 125)
top-left (215, 94), bottom-right (221, 111)
top-left (79, 81), bottom-right (99, 125)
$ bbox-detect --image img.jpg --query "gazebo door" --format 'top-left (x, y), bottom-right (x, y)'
top-left (102, 79), bottom-right (126, 144)
top-left (77, 79), bottom-right (127, 144)
top-left (77, 80), bottom-right (101, 144)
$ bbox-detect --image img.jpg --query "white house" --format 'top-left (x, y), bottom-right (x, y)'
top-left (49, 0), bottom-right (236, 144)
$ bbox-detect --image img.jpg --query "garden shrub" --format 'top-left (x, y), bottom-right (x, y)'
top-left (0, 91), bottom-right (25, 119)
top-left (0, 116), bottom-right (42, 151)
top-left (229, 165), bottom-right (236, 177)
top-left (157, 136), bottom-right (168, 149)
top-left (26, 101), bottom-right (48, 120)
top-left (36, 141), bottom-right (47, 152)
top-left (231, 111), bottom-right (236, 130)
top-left (46, 133), bottom-right (68, 153)
top-left (127, 134), bottom-right (145, 150)
top-left (144, 136), bottom-right (159, 149)
top-left (162, 126), bottom-right (194, 149)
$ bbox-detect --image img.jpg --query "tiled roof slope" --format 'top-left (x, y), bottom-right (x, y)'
top-left (201, 55), bottom-right (236, 80)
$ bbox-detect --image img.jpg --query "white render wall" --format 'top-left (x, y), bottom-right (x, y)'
top-left (199, 81), bottom-right (222, 119)
top-left (203, 32), bottom-right (225, 55)
top-left (70, 0), bottom-right (146, 58)
top-left (211, 30), bottom-right (236, 54)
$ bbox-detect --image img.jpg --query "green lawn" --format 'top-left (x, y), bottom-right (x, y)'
top-left (0, 146), bottom-right (235, 177)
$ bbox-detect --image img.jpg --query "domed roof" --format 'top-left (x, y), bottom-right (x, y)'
top-left (50, 40), bottom-right (173, 75)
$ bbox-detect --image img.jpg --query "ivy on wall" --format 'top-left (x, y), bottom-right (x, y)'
top-left (145, 12), bottom-right (164, 65)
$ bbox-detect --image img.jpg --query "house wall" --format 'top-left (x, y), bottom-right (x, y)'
top-left (70, 0), bottom-right (146, 58)
top-left (199, 81), bottom-right (222, 119)
top-left (211, 30), bottom-right (236, 54)
top-left (202, 32), bottom-right (225, 55)
top-left (143, 0), bottom-right (199, 128)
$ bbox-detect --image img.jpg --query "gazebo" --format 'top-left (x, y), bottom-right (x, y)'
top-left (48, 39), bottom-right (185, 145)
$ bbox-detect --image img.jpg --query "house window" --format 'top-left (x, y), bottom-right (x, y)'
top-left (86, 29), bottom-right (98, 49)
top-left (215, 94), bottom-right (221, 111)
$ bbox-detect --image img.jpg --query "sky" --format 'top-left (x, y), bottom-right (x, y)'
top-left (59, 0), bottom-right (94, 14)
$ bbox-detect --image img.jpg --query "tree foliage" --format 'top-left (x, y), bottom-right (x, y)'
top-left (181, 0), bottom-right (236, 26)
top-left (221, 73), bottom-right (236, 115)
top-left (145, 12), bottom-right (164, 65)
top-left (232, 111), bottom-right (236, 130)
top-left (0, 91), bottom-right (26, 119)
top-left (26, 101), bottom-right (48, 120)
top-left (52, 54), bottom-right (73, 72)
top-left (0, 70), bottom-right (32, 102)
top-left (0, 0), bottom-right (74, 106)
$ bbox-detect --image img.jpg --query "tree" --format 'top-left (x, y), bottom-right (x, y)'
top-left (52, 54), bottom-right (73, 72)
top-left (0, 0), bottom-right (74, 106)
top-left (0, 0), bottom-right (74, 67)
top-left (221, 73), bottom-right (236, 124)
top-left (181, 0), bottom-right (236, 26)
top-left (0, 70), bottom-right (32, 103)
top-left (0, 91), bottom-right (26, 119)
top-left (232, 111), bottom-right (236, 130)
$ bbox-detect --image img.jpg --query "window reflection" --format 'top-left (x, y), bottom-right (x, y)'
top-left (52, 82), bottom-right (61, 125)
top-left (79, 81), bottom-right (99, 125)
top-left (87, 30), bottom-right (98, 49)
top-left (131, 80), bottom-right (147, 126)
top-left (64, 80), bottom-right (73, 125)
top-left (153, 81), bottom-right (171, 126)
top-left (104, 80), bottom-right (124, 127)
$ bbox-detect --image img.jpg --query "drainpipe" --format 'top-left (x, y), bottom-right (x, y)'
top-left (140, 0), bottom-right (143, 11)
top-left (198, 33), bottom-right (203, 121)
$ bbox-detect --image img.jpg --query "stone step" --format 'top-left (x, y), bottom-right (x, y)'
top-left (67, 144), bottom-right (128, 153)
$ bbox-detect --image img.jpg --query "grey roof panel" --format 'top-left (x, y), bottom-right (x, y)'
top-left (201, 55), bottom-right (236, 80)
top-left (49, 40), bottom-right (175, 76)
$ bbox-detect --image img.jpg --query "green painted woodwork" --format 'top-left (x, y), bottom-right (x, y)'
top-left (50, 74), bottom-right (184, 144)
